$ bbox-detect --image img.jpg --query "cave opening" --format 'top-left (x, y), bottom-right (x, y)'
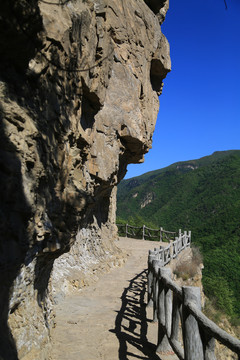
top-left (150, 59), bottom-right (165, 94)
top-left (144, 0), bottom-right (166, 15)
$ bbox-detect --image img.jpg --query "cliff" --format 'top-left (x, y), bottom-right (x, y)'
top-left (0, 0), bottom-right (171, 358)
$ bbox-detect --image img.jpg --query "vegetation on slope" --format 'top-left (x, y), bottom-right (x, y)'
top-left (117, 150), bottom-right (240, 318)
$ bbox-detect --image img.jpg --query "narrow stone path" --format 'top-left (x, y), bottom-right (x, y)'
top-left (50, 237), bottom-right (178, 360)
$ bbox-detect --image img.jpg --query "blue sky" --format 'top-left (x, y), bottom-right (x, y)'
top-left (125, 0), bottom-right (240, 179)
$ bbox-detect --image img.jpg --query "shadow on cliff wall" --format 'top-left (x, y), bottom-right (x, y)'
top-left (0, 110), bottom-right (30, 359)
top-left (0, 1), bottom-right (54, 358)
top-left (0, 67), bottom-right (71, 360)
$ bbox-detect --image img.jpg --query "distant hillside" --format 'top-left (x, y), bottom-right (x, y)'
top-left (117, 150), bottom-right (240, 318)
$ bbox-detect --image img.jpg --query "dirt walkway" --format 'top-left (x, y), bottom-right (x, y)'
top-left (50, 237), bottom-right (178, 360)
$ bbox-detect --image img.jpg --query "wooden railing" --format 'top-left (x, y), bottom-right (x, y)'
top-left (147, 247), bottom-right (240, 359)
top-left (147, 232), bottom-right (191, 269)
top-left (116, 223), bottom-right (190, 243)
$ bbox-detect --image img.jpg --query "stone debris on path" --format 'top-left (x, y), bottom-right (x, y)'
top-left (50, 237), bottom-right (178, 360)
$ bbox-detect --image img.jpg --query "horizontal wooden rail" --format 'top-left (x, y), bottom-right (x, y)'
top-left (147, 246), bottom-right (240, 360)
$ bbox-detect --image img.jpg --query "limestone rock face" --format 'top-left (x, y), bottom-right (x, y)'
top-left (0, 0), bottom-right (170, 358)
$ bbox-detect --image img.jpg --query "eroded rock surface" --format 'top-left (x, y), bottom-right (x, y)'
top-left (0, 0), bottom-right (170, 358)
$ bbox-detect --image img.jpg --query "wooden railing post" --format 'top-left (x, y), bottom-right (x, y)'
top-left (158, 247), bottom-right (163, 263)
top-left (188, 230), bottom-right (191, 245)
top-left (147, 250), bottom-right (155, 307)
top-left (156, 268), bottom-right (173, 354)
top-left (126, 223), bottom-right (128, 237)
top-left (160, 227), bottom-right (163, 242)
top-left (169, 240), bottom-right (173, 259)
top-left (152, 259), bottom-right (162, 322)
top-left (171, 292), bottom-right (181, 343)
top-left (165, 268), bottom-right (173, 337)
top-left (184, 231), bottom-right (187, 248)
top-left (203, 333), bottom-right (216, 360)
top-left (143, 224), bottom-right (145, 240)
top-left (175, 237), bottom-right (179, 257)
top-left (178, 235), bottom-right (181, 253)
top-left (182, 286), bottom-right (204, 360)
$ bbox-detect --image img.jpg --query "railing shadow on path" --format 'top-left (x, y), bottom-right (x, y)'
top-left (109, 269), bottom-right (161, 360)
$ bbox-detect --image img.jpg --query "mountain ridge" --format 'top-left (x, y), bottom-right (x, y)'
top-left (124, 150), bottom-right (240, 183)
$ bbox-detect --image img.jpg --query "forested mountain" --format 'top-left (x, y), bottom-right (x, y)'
top-left (117, 150), bottom-right (240, 318)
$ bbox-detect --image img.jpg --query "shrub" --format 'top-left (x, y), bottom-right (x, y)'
top-left (173, 246), bottom-right (202, 280)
